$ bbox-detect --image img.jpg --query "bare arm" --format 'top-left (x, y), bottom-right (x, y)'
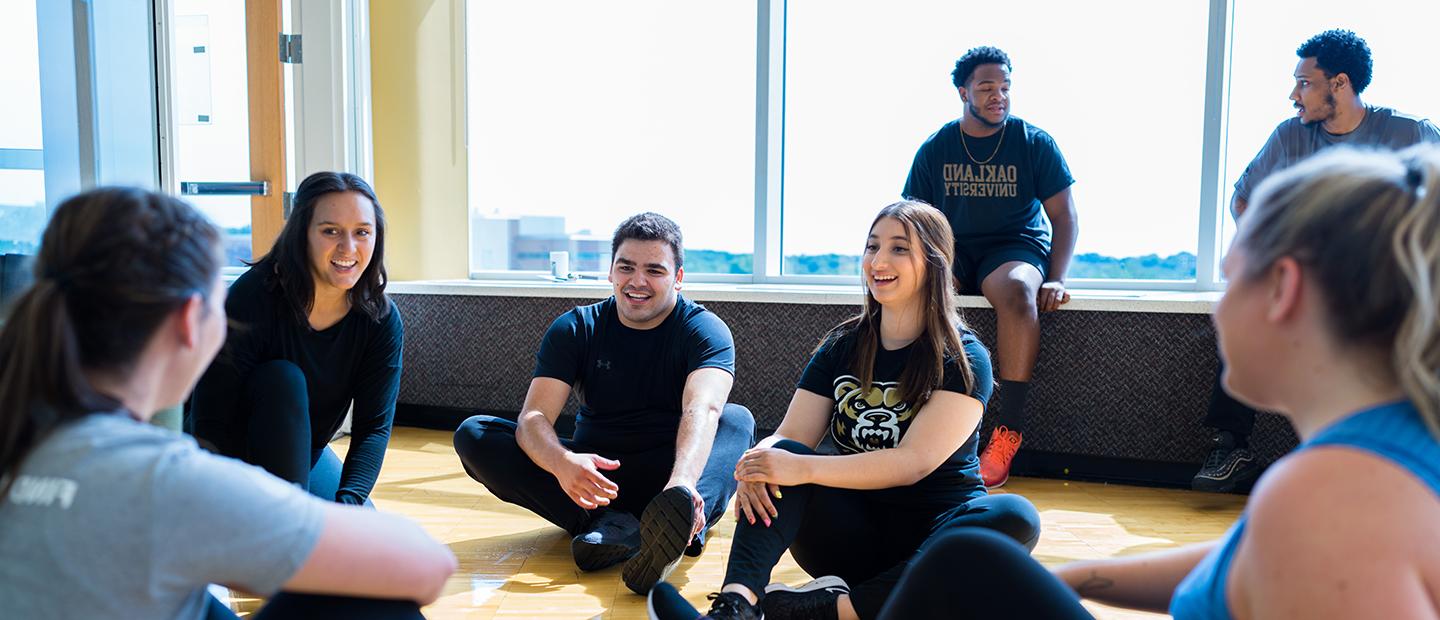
top-left (514, 377), bottom-right (620, 509)
top-left (514, 376), bottom-right (574, 472)
top-left (736, 390), bottom-right (983, 490)
top-left (1039, 187), bottom-right (1077, 312)
top-left (664, 367), bottom-right (735, 535)
top-left (1235, 448), bottom-right (1440, 619)
top-left (733, 389), bottom-right (833, 527)
top-left (1051, 542), bottom-right (1217, 613)
top-left (763, 389), bottom-right (834, 450)
top-left (666, 367), bottom-right (735, 490)
top-left (280, 504), bottom-right (457, 604)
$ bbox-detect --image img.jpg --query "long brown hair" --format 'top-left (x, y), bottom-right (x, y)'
top-left (1237, 145), bottom-right (1440, 439)
top-left (820, 200), bottom-right (975, 407)
top-left (0, 188), bottom-right (221, 496)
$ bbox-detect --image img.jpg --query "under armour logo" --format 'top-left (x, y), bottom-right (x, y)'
top-left (596, 359), bottom-right (612, 370)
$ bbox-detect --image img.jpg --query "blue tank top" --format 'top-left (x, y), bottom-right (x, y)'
top-left (1169, 400), bottom-right (1440, 620)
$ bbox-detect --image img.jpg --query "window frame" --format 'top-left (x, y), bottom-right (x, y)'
top-left (464, 0), bottom-right (1235, 292)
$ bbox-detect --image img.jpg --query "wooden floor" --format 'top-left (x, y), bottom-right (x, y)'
top-left (239, 428), bottom-right (1247, 619)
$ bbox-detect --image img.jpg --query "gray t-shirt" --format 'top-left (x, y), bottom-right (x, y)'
top-left (0, 413), bottom-right (325, 619)
top-left (1235, 105), bottom-right (1440, 201)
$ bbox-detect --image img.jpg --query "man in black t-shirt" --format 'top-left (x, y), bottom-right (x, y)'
top-left (903, 46), bottom-right (1078, 488)
top-left (453, 213), bottom-right (754, 595)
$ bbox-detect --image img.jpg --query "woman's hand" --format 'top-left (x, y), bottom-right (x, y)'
top-left (735, 447), bottom-right (809, 487)
top-left (734, 480), bottom-right (781, 527)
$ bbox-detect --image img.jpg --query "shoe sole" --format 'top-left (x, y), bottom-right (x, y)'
top-left (1191, 470), bottom-right (1260, 494)
top-left (764, 575), bottom-right (849, 595)
top-left (624, 487), bottom-right (696, 595)
top-left (572, 536), bottom-right (637, 572)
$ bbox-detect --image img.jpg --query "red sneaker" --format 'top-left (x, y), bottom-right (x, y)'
top-left (980, 426), bottom-right (1023, 488)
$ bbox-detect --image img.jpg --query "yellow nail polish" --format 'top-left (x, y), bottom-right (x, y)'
top-left (774, 489), bottom-right (783, 499)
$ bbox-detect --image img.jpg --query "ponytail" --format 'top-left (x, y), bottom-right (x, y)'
top-left (0, 280), bottom-right (121, 494)
top-left (0, 188), bottom-right (220, 500)
top-left (1392, 148), bottom-right (1440, 440)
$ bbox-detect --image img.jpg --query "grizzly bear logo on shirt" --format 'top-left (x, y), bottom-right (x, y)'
top-left (829, 376), bottom-right (917, 453)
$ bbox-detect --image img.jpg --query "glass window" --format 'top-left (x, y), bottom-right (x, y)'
top-left (782, 0), bottom-right (1211, 279)
top-left (171, 0), bottom-right (255, 267)
top-left (1221, 2), bottom-right (1440, 253)
top-left (0, 1), bottom-right (46, 255)
top-left (465, 1), bottom-right (757, 276)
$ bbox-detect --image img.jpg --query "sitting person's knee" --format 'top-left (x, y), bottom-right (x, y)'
top-left (249, 360), bottom-right (306, 393)
top-left (990, 277), bottom-right (1039, 315)
top-left (244, 361), bottom-right (308, 426)
top-left (988, 495), bottom-right (1043, 550)
top-left (770, 438), bottom-right (816, 455)
top-left (453, 415), bottom-right (514, 460)
top-left (719, 404), bottom-right (756, 435)
top-left (924, 528), bottom-right (1027, 566)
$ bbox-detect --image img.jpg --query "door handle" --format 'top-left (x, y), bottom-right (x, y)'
top-left (180, 181), bottom-right (270, 196)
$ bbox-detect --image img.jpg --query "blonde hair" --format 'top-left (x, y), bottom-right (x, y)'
top-left (1237, 145), bottom-right (1440, 438)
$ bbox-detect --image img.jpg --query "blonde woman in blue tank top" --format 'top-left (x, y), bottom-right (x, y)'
top-left (650, 145), bottom-right (1440, 620)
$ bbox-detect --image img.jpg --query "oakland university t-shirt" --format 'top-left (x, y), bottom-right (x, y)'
top-left (534, 295), bottom-right (735, 450)
top-left (797, 328), bottom-right (994, 505)
top-left (903, 116), bottom-right (1074, 255)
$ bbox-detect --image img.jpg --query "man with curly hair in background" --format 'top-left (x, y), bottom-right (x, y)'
top-left (1194, 29), bottom-right (1440, 494)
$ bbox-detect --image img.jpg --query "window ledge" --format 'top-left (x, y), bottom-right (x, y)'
top-left (388, 279), bottom-right (1219, 314)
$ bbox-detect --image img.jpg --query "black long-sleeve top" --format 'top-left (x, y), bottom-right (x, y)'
top-left (191, 262), bottom-right (404, 504)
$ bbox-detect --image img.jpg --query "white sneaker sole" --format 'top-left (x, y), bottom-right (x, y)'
top-left (764, 575), bottom-right (849, 595)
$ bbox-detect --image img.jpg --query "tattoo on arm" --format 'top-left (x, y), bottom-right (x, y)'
top-left (1076, 571), bottom-right (1115, 598)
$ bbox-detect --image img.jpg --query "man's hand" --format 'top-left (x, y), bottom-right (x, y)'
top-left (553, 452), bottom-right (620, 509)
top-left (666, 480), bottom-right (707, 538)
top-left (1037, 280), bottom-right (1071, 313)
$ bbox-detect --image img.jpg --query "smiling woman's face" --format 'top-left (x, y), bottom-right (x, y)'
top-left (307, 190), bottom-right (376, 294)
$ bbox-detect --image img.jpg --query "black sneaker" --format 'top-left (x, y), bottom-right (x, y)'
top-left (624, 486), bottom-right (698, 594)
top-left (571, 509), bottom-right (640, 571)
top-left (705, 591), bottom-right (764, 620)
top-left (761, 576), bottom-right (848, 620)
top-left (1191, 431), bottom-right (1260, 493)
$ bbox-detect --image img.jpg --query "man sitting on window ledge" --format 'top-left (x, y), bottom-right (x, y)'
top-left (903, 45), bottom-right (1079, 489)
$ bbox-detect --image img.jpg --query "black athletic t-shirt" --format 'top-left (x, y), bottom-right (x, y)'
top-left (191, 261), bottom-right (404, 505)
top-left (903, 116), bottom-right (1074, 254)
top-left (534, 295), bottom-right (735, 449)
top-left (797, 328), bottom-right (993, 505)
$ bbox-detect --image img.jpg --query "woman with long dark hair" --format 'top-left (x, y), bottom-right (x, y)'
top-left (192, 171), bottom-right (401, 505)
top-left (654, 201), bottom-right (1041, 620)
top-left (0, 188), bottom-right (453, 618)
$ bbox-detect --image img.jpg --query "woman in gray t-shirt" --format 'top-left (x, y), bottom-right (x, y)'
top-left (0, 188), bottom-right (455, 619)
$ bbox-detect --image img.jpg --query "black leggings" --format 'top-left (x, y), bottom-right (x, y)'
top-left (1203, 362), bottom-right (1259, 437)
top-left (208, 360), bottom-right (359, 503)
top-left (205, 593), bottom-right (424, 620)
top-left (724, 440), bottom-right (1042, 620)
top-left (877, 528), bottom-right (1094, 619)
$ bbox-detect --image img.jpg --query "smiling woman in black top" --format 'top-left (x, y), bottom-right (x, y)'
top-left (191, 171), bottom-right (402, 505)
top-left (664, 201), bottom-right (1041, 620)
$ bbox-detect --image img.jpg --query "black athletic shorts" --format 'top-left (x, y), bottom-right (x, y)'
top-left (952, 237), bottom-right (1049, 295)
